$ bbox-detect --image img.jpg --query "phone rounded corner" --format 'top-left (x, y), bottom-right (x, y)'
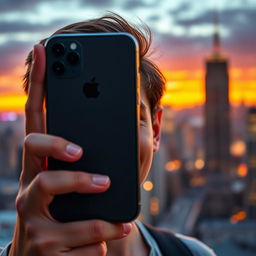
top-left (124, 204), bottom-right (141, 223)
top-left (118, 33), bottom-right (139, 51)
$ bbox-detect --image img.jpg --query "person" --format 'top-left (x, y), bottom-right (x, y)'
top-left (0, 13), bottom-right (216, 256)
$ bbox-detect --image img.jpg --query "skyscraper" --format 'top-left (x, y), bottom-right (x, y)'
top-left (204, 12), bottom-right (230, 177)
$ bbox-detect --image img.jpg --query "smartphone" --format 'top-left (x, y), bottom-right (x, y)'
top-left (45, 33), bottom-right (140, 222)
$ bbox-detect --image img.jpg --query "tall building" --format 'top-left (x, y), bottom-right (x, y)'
top-left (204, 12), bottom-right (230, 177)
top-left (246, 107), bottom-right (256, 218)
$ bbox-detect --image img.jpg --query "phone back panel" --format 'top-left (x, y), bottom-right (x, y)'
top-left (45, 33), bottom-right (140, 222)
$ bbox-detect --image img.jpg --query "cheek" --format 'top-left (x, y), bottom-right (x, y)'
top-left (139, 126), bottom-right (153, 183)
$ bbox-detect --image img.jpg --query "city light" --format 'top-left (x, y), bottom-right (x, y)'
top-left (237, 164), bottom-right (248, 178)
top-left (143, 181), bottom-right (153, 191)
top-left (230, 140), bottom-right (246, 157)
top-left (0, 112), bottom-right (18, 122)
top-left (230, 211), bottom-right (247, 224)
top-left (195, 159), bottom-right (205, 170)
top-left (150, 197), bottom-right (159, 216)
top-left (165, 160), bottom-right (181, 172)
top-left (190, 177), bottom-right (206, 187)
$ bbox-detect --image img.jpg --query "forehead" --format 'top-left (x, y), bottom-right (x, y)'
top-left (140, 84), bottom-right (150, 111)
top-left (140, 86), bottom-right (149, 112)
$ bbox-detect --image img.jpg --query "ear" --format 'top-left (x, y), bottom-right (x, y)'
top-left (153, 106), bottom-right (163, 152)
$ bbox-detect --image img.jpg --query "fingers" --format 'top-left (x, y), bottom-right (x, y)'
top-left (25, 44), bottom-right (46, 135)
top-left (67, 242), bottom-right (107, 256)
top-left (31, 171), bottom-right (110, 196)
top-left (17, 171), bottom-right (110, 218)
top-left (60, 221), bottom-right (132, 247)
top-left (21, 133), bottom-right (83, 186)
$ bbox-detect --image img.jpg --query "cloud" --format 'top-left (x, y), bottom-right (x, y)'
top-left (0, 19), bottom-right (71, 34)
top-left (0, 0), bottom-right (255, 80)
top-left (79, 0), bottom-right (114, 6)
top-left (0, 41), bottom-right (31, 75)
top-left (0, 0), bottom-right (51, 13)
top-left (122, 0), bottom-right (153, 10)
top-left (152, 31), bottom-right (210, 68)
top-left (169, 1), bottom-right (193, 16)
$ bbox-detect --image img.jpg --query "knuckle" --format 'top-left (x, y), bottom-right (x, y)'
top-left (35, 172), bottom-right (48, 193)
top-left (27, 224), bottom-right (59, 256)
top-left (24, 133), bottom-right (36, 150)
top-left (74, 172), bottom-right (88, 187)
top-left (15, 194), bottom-right (26, 217)
top-left (91, 221), bottom-right (106, 240)
top-left (48, 137), bottom-right (66, 156)
top-left (26, 222), bottom-right (38, 239)
top-left (48, 139), bottom-right (60, 153)
top-left (32, 238), bottom-right (52, 255)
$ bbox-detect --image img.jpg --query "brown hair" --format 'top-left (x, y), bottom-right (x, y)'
top-left (23, 13), bottom-right (165, 115)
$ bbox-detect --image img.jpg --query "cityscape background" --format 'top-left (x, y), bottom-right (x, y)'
top-left (1, 0), bottom-right (256, 255)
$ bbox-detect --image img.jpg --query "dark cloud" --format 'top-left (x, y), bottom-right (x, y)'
top-left (166, 7), bottom-right (256, 64)
top-left (175, 8), bottom-right (256, 29)
top-left (148, 14), bottom-right (160, 22)
top-left (122, 0), bottom-right (158, 10)
top-left (0, 0), bottom-right (52, 13)
top-left (175, 12), bottom-right (212, 27)
top-left (220, 9), bottom-right (256, 68)
top-left (169, 2), bottom-right (192, 17)
top-left (152, 6), bottom-right (256, 70)
top-left (0, 0), bottom-right (115, 14)
top-left (152, 31), bottom-right (210, 70)
top-left (79, 0), bottom-right (114, 6)
top-left (0, 19), bottom-right (72, 33)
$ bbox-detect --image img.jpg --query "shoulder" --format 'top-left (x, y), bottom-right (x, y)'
top-left (0, 242), bottom-right (12, 256)
top-left (138, 221), bottom-right (216, 256)
top-left (175, 233), bottom-right (216, 256)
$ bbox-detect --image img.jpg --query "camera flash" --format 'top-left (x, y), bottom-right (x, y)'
top-left (70, 42), bottom-right (77, 50)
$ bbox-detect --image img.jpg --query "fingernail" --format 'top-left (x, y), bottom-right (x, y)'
top-left (92, 175), bottom-right (110, 186)
top-left (66, 143), bottom-right (82, 156)
top-left (123, 223), bottom-right (132, 236)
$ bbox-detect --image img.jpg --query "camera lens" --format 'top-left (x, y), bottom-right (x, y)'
top-left (52, 61), bottom-right (65, 75)
top-left (52, 43), bottom-right (65, 56)
top-left (67, 52), bottom-right (80, 65)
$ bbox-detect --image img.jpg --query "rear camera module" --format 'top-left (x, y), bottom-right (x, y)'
top-left (52, 61), bottom-right (65, 75)
top-left (67, 52), bottom-right (80, 65)
top-left (52, 43), bottom-right (65, 57)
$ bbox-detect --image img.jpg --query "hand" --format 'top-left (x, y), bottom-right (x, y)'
top-left (9, 44), bottom-right (131, 256)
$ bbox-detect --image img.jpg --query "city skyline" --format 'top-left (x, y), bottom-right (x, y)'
top-left (0, 0), bottom-right (256, 111)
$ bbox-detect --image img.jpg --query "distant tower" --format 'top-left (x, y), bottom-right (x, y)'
top-left (246, 107), bottom-right (256, 218)
top-left (204, 10), bottom-right (230, 177)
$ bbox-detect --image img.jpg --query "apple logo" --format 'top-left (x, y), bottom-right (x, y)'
top-left (83, 77), bottom-right (100, 98)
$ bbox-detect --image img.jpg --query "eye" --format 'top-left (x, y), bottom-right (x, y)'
top-left (140, 113), bottom-right (147, 127)
top-left (140, 112), bottom-right (146, 121)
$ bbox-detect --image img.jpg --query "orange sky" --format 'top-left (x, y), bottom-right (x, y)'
top-left (0, 65), bottom-right (256, 112)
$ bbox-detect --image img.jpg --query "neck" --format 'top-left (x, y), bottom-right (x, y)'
top-left (106, 221), bottom-right (149, 256)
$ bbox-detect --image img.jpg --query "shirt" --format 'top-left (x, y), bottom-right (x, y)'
top-left (0, 222), bottom-right (216, 256)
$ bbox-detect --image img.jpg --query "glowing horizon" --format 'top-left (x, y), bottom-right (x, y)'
top-left (0, 67), bottom-right (255, 112)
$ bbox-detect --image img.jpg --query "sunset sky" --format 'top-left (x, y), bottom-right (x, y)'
top-left (0, 0), bottom-right (256, 111)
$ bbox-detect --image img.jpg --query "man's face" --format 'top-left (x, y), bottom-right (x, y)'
top-left (139, 87), bottom-right (162, 183)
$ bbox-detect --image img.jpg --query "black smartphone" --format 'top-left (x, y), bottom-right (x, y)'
top-left (45, 33), bottom-right (140, 223)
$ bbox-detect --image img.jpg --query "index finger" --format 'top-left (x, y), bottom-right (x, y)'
top-left (25, 44), bottom-right (46, 135)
